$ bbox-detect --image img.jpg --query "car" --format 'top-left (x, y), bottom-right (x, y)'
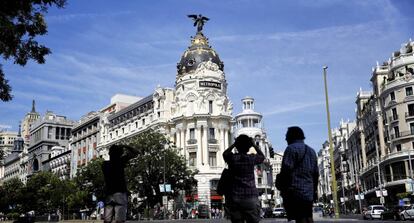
top-left (380, 205), bottom-right (405, 220)
top-left (272, 208), bottom-right (286, 218)
top-left (363, 205), bottom-right (385, 220)
top-left (400, 204), bottom-right (414, 220)
top-left (197, 204), bottom-right (209, 219)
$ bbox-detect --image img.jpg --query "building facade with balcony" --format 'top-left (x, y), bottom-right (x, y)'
top-left (98, 26), bottom-right (233, 210)
top-left (233, 96), bottom-right (274, 208)
top-left (49, 146), bottom-right (71, 180)
top-left (324, 39), bottom-right (414, 208)
top-left (70, 112), bottom-right (101, 178)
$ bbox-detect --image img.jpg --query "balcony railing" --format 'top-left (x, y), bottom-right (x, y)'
top-left (406, 111), bottom-right (414, 118)
top-left (390, 130), bottom-right (414, 140)
top-left (389, 115), bottom-right (399, 122)
top-left (208, 138), bottom-right (218, 144)
top-left (187, 139), bottom-right (197, 144)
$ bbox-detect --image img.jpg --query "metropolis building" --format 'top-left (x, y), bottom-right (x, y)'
top-left (98, 23), bottom-right (233, 208)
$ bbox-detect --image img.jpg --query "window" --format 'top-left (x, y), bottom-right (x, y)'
top-left (407, 87), bottom-right (413, 96)
top-left (190, 128), bottom-right (195, 139)
top-left (396, 144), bottom-right (401, 152)
top-left (411, 123), bottom-right (414, 134)
top-left (189, 152), bottom-right (196, 166)
top-left (55, 127), bottom-right (60, 139)
top-left (394, 126), bottom-right (400, 138)
top-left (47, 127), bottom-right (53, 139)
top-left (142, 118), bottom-right (145, 126)
top-left (408, 104), bottom-right (414, 116)
top-left (390, 92), bottom-right (395, 101)
top-left (209, 100), bottom-right (213, 114)
top-left (209, 128), bottom-right (215, 139)
top-left (392, 108), bottom-right (398, 120)
top-left (258, 177), bottom-right (262, 185)
top-left (209, 152), bottom-right (217, 166)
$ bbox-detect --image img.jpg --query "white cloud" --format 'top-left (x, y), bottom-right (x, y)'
top-left (263, 96), bottom-right (354, 116)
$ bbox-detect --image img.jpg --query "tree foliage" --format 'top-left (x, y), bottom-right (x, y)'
top-left (122, 129), bottom-right (197, 208)
top-left (22, 172), bottom-right (62, 214)
top-left (0, 0), bottom-right (66, 101)
top-left (0, 178), bottom-right (24, 213)
top-left (72, 158), bottom-right (105, 209)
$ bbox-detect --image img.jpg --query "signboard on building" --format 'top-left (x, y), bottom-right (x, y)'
top-left (199, 81), bottom-right (221, 89)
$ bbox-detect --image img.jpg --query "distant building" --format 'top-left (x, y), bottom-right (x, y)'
top-left (233, 96), bottom-right (273, 208)
top-left (27, 111), bottom-right (75, 178)
top-left (0, 130), bottom-right (17, 182)
top-left (21, 100), bottom-right (40, 146)
top-left (2, 125), bottom-right (24, 183)
top-left (0, 130), bottom-right (17, 159)
top-left (321, 39), bottom-right (414, 211)
top-left (49, 146), bottom-right (71, 180)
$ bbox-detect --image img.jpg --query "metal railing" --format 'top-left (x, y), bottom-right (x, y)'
top-left (187, 139), bottom-right (197, 144)
top-left (390, 130), bottom-right (414, 140)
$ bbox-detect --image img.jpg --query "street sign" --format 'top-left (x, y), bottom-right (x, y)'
top-left (162, 196), bottom-right (168, 206)
top-left (355, 194), bottom-right (364, 200)
top-left (159, 184), bottom-right (172, 192)
top-left (380, 196), bottom-right (385, 204)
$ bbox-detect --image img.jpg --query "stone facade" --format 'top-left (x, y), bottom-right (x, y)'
top-left (98, 30), bottom-right (233, 209)
top-left (322, 39), bottom-right (414, 210)
top-left (27, 111), bottom-right (74, 177)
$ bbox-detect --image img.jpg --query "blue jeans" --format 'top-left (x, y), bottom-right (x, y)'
top-left (104, 192), bottom-right (127, 223)
top-left (226, 197), bottom-right (261, 223)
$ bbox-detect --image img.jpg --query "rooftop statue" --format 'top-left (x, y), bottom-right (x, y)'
top-left (187, 14), bottom-right (209, 33)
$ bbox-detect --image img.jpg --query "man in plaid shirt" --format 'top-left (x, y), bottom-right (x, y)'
top-left (280, 126), bottom-right (319, 223)
top-left (223, 134), bottom-right (265, 223)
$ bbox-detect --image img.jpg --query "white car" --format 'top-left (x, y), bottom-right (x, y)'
top-left (363, 205), bottom-right (385, 220)
top-left (400, 205), bottom-right (414, 220)
top-left (272, 208), bottom-right (286, 217)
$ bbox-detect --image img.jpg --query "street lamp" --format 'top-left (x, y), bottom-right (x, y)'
top-left (323, 66), bottom-right (340, 218)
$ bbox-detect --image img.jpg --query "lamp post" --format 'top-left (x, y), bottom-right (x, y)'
top-left (323, 66), bottom-right (340, 218)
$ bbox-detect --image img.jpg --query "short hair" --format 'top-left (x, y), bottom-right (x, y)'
top-left (235, 134), bottom-right (253, 154)
top-left (286, 126), bottom-right (305, 142)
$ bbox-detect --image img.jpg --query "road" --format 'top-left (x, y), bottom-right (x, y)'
top-left (124, 216), bottom-right (389, 223)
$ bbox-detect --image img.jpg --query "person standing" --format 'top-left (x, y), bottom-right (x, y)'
top-left (223, 134), bottom-right (265, 223)
top-left (102, 145), bottom-right (135, 223)
top-left (279, 126), bottom-right (319, 223)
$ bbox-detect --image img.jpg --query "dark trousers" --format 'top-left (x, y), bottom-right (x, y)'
top-left (226, 197), bottom-right (261, 223)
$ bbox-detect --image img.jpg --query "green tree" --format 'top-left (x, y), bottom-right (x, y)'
top-left (122, 129), bottom-right (197, 208)
top-left (0, 0), bottom-right (66, 101)
top-left (0, 178), bottom-right (24, 213)
top-left (73, 158), bottom-right (105, 209)
top-left (23, 171), bottom-right (64, 214)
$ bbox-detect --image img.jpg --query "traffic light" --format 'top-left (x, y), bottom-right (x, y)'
top-left (269, 146), bottom-right (275, 158)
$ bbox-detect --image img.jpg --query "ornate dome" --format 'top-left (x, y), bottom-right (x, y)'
top-left (177, 32), bottom-right (224, 75)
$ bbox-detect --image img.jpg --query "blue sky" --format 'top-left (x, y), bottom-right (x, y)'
top-left (1, 0), bottom-right (413, 152)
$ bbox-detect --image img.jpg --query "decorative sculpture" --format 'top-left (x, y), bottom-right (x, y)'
top-left (187, 14), bottom-right (209, 33)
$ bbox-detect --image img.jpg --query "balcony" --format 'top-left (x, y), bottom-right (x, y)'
top-left (187, 139), bottom-right (197, 144)
top-left (208, 138), bottom-right (218, 144)
top-left (389, 115), bottom-right (399, 123)
top-left (390, 131), bottom-right (414, 140)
